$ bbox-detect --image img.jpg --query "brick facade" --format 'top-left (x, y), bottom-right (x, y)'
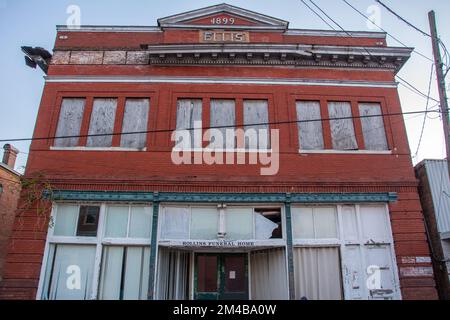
top-left (0, 4), bottom-right (438, 300)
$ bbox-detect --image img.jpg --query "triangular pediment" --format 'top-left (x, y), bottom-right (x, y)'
top-left (158, 3), bottom-right (289, 30)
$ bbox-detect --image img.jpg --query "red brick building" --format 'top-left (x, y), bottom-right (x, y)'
top-left (0, 145), bottom-right (21, 283)
top-left (0, 4), bottom-right (438, 300)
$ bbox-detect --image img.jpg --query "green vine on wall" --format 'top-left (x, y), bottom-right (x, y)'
top-left (15, 172), bottom-right (55, 234)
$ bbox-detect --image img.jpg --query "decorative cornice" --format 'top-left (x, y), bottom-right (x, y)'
top-left (50, 44), bottom-right (412, 72)
top-left (45, 190), bottom-right (398, 203)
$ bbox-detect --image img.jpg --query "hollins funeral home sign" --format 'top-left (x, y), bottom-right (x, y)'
top-left (0, 3), bottom-right (437, 300)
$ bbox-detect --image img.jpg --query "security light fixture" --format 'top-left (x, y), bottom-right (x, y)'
top-left (21, 46), bottom-right (52, 74)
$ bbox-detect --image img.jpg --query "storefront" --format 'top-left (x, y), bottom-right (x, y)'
top-left (36, 191), bottom-right (401, 300)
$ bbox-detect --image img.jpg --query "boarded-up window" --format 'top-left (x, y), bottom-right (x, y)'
top-left (87, 98), bottom-right (117, 147)
top-left (42, 244), bottom-right (96, 300)
top-left (328, 102), bottom-right (358, 150)
top-left (243, 100), bottom-right (270, 149)
top-left (358, 103), bottom-right (388, 150)
top-left (176, 99), bottom-right (202, 149)
top-left (190, 207), bottom-right (219, 240)
top-left (210, 99), bottom-right (236, 149)
top-left (292, 207), bottom-right (338, 239)
top-left (120, 99), bottom-right (150, 149)
top-left (296, 101), bottom-right (324, 150)
top-left (54, 98), bottom-right (85, 147)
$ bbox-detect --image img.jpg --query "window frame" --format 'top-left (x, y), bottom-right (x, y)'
top-left (53, 98), bottom-right (87, 148)
top-left (289, 94), bottom-right (393, 154)
top-left (37, 202), bottom-right (153, 300)
top-left (171, 93), bottom-right (274, 153)
top-left (158, 204), bottom-right (286, 245)
top-left (50, 92), bottom-right (155, 152)
top-left (291, 203), bottom-right (401, 300)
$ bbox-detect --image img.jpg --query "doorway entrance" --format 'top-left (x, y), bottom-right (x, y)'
top-left (194, 253), bottom-right (249, 300)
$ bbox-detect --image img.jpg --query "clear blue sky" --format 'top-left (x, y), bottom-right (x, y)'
top-left (1, 0), bottom-right (449, 172)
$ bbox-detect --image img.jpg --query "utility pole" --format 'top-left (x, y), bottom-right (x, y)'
top-left (429, 10), bottom-right (450, 178)
top-left (428, 10), bottom-right (450, 300)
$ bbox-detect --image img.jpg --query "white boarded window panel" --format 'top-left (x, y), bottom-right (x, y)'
top-left (120, 99), bottom-right (150, 149)
top-left (190, 207), bottom-right (219, 240)
top-left (176, 99), bottom-right (202, 149)
top-left (294, 247), bottom-right (343, 300)
top-left (296, 101), bottom-right (324, 150)
top-left (99, 246), bottom-right (150, 300)
top-left (160, 207), bottom-right (190, 240)
top-left (360, 206), bottom-right (390, 242)
top-left (250, 248), bottom-right (288, 300)
top-left (292, 207), bottom-right (338, 239)
top-left (243, 100), bottom-right (270, 149)
top-left (44, 245), bottom-right (96, 300)
top-left (128, 206), bottom-right (152, 239)
top-left (210, 99), bottom-right (236, 149)
top-left (358, 103), bottom-right (388, 150)
top-left (225, 208), bottom-right (253, 240)
top-left (341, 245), bottom-right (365, 300)
top-left (328, 102), bottom-right (358, 150)
top-left (341, 205), bottom-right (359, 242)
top-left (87, 98), bottom-right (117, 147)
top-left (292, 207), bottom-right (314, 239)
top-left (54, 98), bottom-right (85, 147)
top-left (314, 207), bottom-right (338, 239)
top-left (363, 246), bottom-right (396, 299)
top-left (104, 206), bottom-right (152, 239)
top-left (53, 205), bottom-right (79, 236)
top-left (104, 206), bottom-right (129, 238)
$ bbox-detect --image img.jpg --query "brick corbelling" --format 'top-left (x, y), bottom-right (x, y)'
top-left (42, 180), bottom-right (419, 194)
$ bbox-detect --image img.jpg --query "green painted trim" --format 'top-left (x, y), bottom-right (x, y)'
top-left (284, 201), bottom-right (296, 300)
top-left (45, 190), bottom-right (398, 203)
top-left (147, 196), bottom-right (160, 300)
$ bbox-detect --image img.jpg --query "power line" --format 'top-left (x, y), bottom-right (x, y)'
top-left (414, 64), bottom-right (435, 158)
top-left (299, 0), bottom-right (336, 30)
top-left (301, 0), bottom-right (440, 103)
top-left (341, 0), bottom-right (435, 65)
top-left (0, 109), bottom-right (443, 143)
top-left (308, 0), bottom-right (350, 34)
top-left (397, 75), bottom-right (440, 103)
top-left (13, 109), bottom-right (438, 180)
top-left (375, 0), bottom-right (431, 37)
